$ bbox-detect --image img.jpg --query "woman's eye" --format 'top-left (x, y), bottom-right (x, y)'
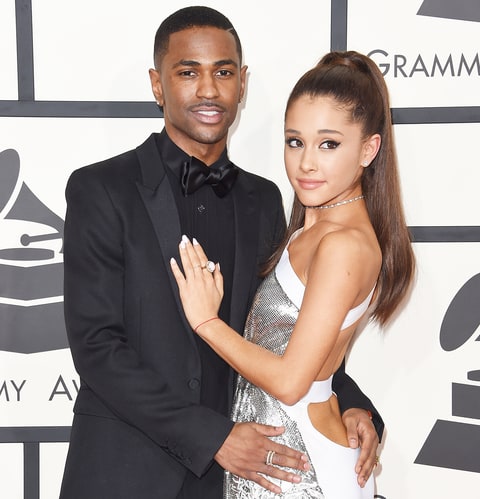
top-left (285, 137), bottom-right (303, 148)
top-left (320, 140), bottom-right (340, 150)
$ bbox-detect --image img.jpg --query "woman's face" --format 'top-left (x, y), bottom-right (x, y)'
top-left (284, 94), bottom-right (379, 208)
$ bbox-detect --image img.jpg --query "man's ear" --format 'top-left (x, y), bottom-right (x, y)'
top-left (238, 65), bottom-right (248, 103)
top-left (149, 68), bottom-right (164, 107)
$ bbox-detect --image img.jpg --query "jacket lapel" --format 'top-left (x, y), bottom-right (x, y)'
top-left (134, 134), bottom-right (194, 339)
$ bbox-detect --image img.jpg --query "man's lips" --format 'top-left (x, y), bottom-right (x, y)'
top-left (191, 106), bottom-right (225, 124)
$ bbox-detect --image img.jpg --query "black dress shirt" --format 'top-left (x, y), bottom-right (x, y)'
top-left (155, 130), bottom-right (235, 415)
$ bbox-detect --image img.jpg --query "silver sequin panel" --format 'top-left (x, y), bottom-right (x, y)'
top-left (224, 271), bottom-right (325, 498)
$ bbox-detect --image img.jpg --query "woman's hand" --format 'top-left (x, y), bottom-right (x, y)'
top-left (170, 235), bottom-right (224, 332)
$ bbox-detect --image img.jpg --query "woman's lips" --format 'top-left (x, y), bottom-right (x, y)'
top-left (296, 178), bottom-right (325, 190)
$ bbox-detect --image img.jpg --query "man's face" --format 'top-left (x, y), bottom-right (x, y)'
top-left (150, 26), bottom-right (247, 160)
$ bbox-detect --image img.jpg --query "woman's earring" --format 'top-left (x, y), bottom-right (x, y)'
top-left (362, 161), bottom-right (369, 167)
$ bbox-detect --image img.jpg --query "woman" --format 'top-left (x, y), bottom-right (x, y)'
top-left (171, 51), bottom-right (415, 498)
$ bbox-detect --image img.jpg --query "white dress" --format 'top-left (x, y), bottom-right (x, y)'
top-left (224, 245), bottom-right (375, 498)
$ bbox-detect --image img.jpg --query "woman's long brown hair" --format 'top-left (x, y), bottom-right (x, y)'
top-left (263, 51), bottom-right (415, 326)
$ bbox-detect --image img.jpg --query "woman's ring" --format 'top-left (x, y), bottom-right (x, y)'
top-left (201, 261), bottom-right (215, 273)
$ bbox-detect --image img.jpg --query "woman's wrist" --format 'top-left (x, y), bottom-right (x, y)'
top-left (194, 316), bottom-right (219, 333)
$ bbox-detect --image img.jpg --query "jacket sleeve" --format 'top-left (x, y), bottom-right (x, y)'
top-left (271, 185), bottom-right (287, 251)
top-left (332, 360), bottom-right (384, 441)
top-left (63, 167), bottom-right (233, 477)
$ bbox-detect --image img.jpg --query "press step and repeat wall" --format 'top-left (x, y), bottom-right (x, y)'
top-left (0, 1), bottom-right (479, 497)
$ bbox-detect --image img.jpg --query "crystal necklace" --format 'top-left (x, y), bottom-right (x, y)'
top-left (303, 195), bottom-right (365, 210)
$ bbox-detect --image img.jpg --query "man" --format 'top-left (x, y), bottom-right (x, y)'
top-left (60, 6), bottom-right (383, 498)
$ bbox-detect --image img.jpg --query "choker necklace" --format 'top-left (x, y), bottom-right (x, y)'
top-left (303, 195), bottom-right (365, 210)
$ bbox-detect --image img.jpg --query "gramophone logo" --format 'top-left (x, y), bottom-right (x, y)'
top-left (0, 148), bottom-right (68, 353)
top-left (415, 274), bottom-right (480, 473)
top-left (417, 0), bottom-right (480, 22)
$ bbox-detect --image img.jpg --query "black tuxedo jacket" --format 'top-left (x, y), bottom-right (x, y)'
top-left (60, 133), bottom-right (383, 499)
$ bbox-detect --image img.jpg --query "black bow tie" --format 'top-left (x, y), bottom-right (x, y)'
top-left (181, 156), bottom-right (239, 197)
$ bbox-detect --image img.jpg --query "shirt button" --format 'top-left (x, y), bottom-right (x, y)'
top-left (188, 378), bottom-right (200, 390)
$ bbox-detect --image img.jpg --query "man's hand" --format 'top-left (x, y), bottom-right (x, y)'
top-left (342, 408), bottom-right (379, 487)
top-left (215, 422), bottom-right (310, 494)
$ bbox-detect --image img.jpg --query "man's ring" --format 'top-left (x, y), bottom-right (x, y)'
top-left (265, 450), bottom-right (275, 466)
top-left (201, 261), bottom-right (215, 273)
top-left (374, 455), bottom-right (380, 467)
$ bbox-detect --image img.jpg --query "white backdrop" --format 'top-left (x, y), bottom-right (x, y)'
top-left (1, 0), bottom-right (479, 497)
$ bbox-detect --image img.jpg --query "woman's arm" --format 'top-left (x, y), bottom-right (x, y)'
top-left (171, 232), bottom-right (374, 406)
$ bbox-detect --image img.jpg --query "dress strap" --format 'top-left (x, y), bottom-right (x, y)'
top-left (275, 248), bottom-right (305, 309)
top-left (299, 375), bottom-right (333, 403)
top-left (340, 286), bottom-right (375, 330)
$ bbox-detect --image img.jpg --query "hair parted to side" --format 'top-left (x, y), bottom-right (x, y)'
top-left (153, 6), bottom-right (243, 69)
top-left (264, 50), bottom-right (415, 326)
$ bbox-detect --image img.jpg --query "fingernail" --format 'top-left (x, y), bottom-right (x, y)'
top-left (180, 240), bottom-right (186, 249)
top-left (192, 237), bottom-right (199, 245)
top-left (182, 234), bottom-right (189, 243)
top-left (170, 257), bottom-right (176, 265)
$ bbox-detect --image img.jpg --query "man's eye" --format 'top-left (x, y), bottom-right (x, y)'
top-left (217, 69), bottom-right (233, 77)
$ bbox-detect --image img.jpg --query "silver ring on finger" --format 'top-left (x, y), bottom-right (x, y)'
top-left (265, 450), bottom-right (275, 466)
